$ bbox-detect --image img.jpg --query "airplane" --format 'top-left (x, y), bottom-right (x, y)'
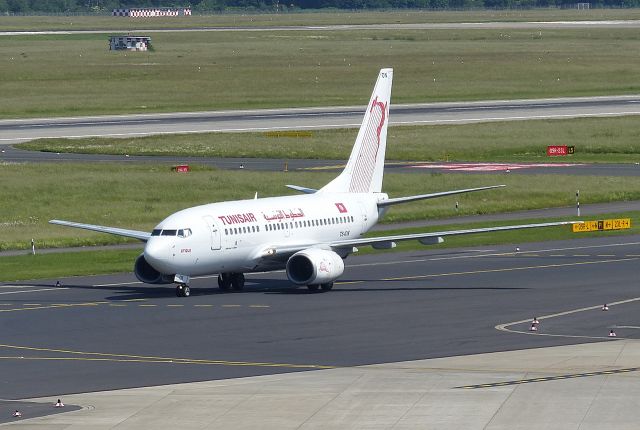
top-left (50, 68), bottom-right (578, 297)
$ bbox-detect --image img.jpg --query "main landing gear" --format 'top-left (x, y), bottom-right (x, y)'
top-left (176, 284), bottom-right (190, 297)
top-left (218, 273), bottom-right (245, 292)
top-left (307, 282), bottom-right (334, 292)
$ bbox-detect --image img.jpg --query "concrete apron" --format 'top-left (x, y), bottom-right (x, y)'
top-left (4, 340), bottom-right (640, 429)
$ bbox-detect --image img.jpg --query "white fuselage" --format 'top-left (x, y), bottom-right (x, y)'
top-left (143, 192), bottom-right (388, 277)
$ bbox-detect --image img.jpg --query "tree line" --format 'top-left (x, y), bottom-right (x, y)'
top-left (1, 0), bottom-right (637, 14)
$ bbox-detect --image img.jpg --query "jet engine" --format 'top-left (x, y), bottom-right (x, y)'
top-left (286, 248), bottom-right (344, 285)
top-left (134, 254), bottom-right (174, 284)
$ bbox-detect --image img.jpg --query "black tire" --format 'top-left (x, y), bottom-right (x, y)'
top-left (176, 285), bottom-right (187, 297)
top-left (231, 273), bottom-right (245, 291)
top-left (320, 282), bottom-right (334, 291)
top-left (307, 285), bottom-right (319, 292)
top-left (218, 274), bottom-right (232, 291)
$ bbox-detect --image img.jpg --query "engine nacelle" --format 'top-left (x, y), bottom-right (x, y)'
top-left (286, 248), bottom-right (345, 285)
top-left (134, 254), bottom-right (174, 284)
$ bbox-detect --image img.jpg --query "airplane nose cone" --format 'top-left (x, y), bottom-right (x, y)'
top-left (144, 238), bottom-right (172, 273)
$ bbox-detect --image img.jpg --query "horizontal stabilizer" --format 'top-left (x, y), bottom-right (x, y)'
top-left (49, 219), bottom-right (150, 242)
top-left (378, 185), bottom-right (505, 207)
top-left (286, 185), bottom-right (318, 194)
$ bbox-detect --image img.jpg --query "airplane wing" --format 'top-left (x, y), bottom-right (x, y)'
top-left (378, 185), bottom-right (505, 207)
top-left (328, 221), bottom-right (580, 250)
top-left (254, 221), bottom-right (580, 260)
top-left (49, 220), bottom-right (151, 242)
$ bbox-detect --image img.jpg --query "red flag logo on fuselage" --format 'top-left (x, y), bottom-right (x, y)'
top-left (335, 203), bottom-right (348, 213)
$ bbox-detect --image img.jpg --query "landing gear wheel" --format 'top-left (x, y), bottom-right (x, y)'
top-left (320, 282), bottom-right (334, 291)
top-left (218, 274), bottom-right (232, 291)
top-left (176, 284), bottom-right (190, 297)
top-left (307, 285), bottom-right (319, 292)
top-left (231, 273), bottom-right (245, 291)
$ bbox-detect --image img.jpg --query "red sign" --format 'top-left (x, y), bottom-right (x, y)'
top-left (173, 165), bottom-right (190, 172)
top-left (547, 146), bottom-right (574, 156)
top-left (547, 146), bottom-right (568, 156)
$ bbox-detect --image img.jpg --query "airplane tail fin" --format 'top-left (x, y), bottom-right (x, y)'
top-left (319, 68), bottom-right (393, 194)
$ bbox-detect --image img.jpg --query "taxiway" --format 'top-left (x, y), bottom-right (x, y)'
top-left (1, 235), bottom-right (638, 402)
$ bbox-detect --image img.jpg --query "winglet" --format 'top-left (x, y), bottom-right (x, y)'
top-left (286, 185), bottom-right (317, 194)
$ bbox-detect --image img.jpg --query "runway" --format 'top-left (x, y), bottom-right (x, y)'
top-left (1, 235), bottom-right (639, 404)
top-left (2, 95), bottom-right (640, 144)
top-left (2, 19), bottom-right (640, 37)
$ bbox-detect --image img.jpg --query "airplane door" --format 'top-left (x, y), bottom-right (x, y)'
top-left (203, 216), bottom-right (221, 250)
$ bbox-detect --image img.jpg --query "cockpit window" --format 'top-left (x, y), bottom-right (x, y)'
top-left (177, 228), bottom-right (192, 238)
top-left (161, 229), bottom-right (177, 236)
top-left (151, 229), bottom-right (162, 236)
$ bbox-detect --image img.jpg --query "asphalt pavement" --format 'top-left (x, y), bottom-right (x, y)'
top-left (1, 234), bottom-right (638, 402)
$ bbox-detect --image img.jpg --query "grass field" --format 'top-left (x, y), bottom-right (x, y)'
top-left (19, 116), bottom-right (640, 163)
top-left (2, 211), bottom-right (637, 282)
top-left (2, 26), bottom-right (640, 118)
top-left (3, 10), bottom-right (640, 32)
top-left (1, 162), bottom-right (639, 251)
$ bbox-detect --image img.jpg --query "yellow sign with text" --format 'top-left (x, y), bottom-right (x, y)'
top-left (572, 218), bottom-right (631, 233)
